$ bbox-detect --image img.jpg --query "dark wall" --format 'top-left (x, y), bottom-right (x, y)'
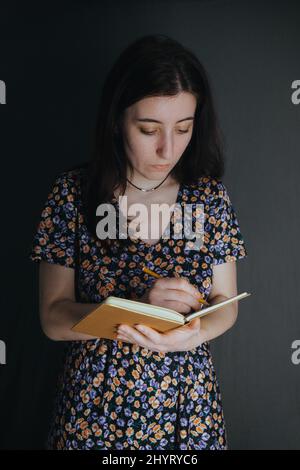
top-left (0, 0), bottom-right (299, 450)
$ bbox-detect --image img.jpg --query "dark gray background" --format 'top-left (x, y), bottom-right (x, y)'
top-left (0, 0), bottom-right (299, 450)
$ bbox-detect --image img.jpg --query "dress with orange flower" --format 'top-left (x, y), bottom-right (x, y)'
top-left (29, 166), bottom-right (247, 450)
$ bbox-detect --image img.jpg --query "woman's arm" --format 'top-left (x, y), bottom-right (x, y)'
top-left (114, 261), bottom-right (240, 352)
top-left (39, 261), bottom-right (99, 341)
top-left (197, 260), bottom-right (239, 344)
top-left (39, 259), bottom-right (239, 345)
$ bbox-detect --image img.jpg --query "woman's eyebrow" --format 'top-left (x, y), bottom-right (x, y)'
top-left (135, 116), bottom-right (194, 124)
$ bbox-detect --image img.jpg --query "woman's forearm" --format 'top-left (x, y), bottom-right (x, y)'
top-left (44, 299), bottom-right (100, 342)
top-left (198, 295), bottom-right (238, 344)
top-left (44, 295), bottom-right (238, 343)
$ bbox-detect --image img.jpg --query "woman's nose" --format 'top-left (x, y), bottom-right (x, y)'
top-left (157, 134), bottom-right (174, 160)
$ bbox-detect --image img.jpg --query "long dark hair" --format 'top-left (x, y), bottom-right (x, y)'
top-left (68, 34), bottom-right (225, 249)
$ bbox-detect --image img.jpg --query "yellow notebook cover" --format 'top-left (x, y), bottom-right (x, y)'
top-left (71, 292), bottom-right (251, 340)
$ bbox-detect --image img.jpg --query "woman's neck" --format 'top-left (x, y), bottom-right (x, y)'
top-left (126, 169), bottom-right (174, 191)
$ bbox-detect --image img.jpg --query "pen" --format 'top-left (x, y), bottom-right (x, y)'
top-left (142, 266), bottom-right (210, 306)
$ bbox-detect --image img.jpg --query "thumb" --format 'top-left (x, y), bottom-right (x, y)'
top-left (187, 317), bottom-right (201, 330)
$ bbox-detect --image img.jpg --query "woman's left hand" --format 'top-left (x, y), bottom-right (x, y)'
top-left (115, 318), bottom-right (205, 352)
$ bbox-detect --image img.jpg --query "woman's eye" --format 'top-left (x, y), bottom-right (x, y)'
top-left (140, 128), bottom-right (190, 135)
top-left (140, 129), bottom-right (156, 135)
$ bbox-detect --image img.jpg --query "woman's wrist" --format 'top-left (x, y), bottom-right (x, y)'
top-left (46, 299), bottom-right (100, 342)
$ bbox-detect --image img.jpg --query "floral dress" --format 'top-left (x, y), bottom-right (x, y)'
top-left (29, 167), bottom-right (247, 450)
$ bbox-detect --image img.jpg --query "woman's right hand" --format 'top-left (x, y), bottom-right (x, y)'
top-left (139, 277), bottom-right (203, 314)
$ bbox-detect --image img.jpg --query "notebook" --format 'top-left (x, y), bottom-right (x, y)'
top-left (71, 292), bottom-right (251, 340)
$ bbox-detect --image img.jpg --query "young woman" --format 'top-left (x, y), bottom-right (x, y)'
top-left (29, 34), bottom-right (248, 450)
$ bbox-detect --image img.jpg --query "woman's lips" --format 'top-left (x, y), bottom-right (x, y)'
top-left (151, 164), bottom-right (171, 170)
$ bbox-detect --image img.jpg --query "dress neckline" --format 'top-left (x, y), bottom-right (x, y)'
top-left (112, 181), bottom-right (184, 250)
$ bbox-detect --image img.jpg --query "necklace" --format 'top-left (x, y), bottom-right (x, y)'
top-left (126, 171), bottom-right (171, 192)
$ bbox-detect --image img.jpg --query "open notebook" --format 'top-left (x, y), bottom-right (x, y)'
top-left (72, 292), bottom-right (251, 340)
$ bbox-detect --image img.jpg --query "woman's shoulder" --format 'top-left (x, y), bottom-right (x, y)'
top-left (51, 164), bottom-right (88, 198)
top-left (186, 175), bottom-right (227, 201)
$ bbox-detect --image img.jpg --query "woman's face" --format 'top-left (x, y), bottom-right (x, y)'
top-left (121, 91), bottom-right (197, 181)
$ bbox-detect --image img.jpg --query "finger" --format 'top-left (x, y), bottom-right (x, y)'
top-left (116, 335), bottom-right (131, 343)
top-left (134, 324), bottom-right (164, 345)
top-left (117, 335), bottom-right (133, 344)
top-left (119, 323), bottom-right (160, 341)
top-left (155, 277), bottom-right (200, 298)
top-left (117, 325), bottom-right (154, 349)
top-left (162, 289), bottom-right (201, 311)
top-left (116, 333), bottom-right (141, 345)
top-left (156, 281), bottom-right (202, 309)
top-left (186, 317), bottom-right (201, 330)
top-left (157, 299), bottom-right (191, 314)
top-left (115, 325), bottom-right (137, 343)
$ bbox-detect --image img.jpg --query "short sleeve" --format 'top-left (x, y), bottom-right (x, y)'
top-left (209, 180), bottom-right (248, 265)
top-left (28, 172), bottom-right (78, 269)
